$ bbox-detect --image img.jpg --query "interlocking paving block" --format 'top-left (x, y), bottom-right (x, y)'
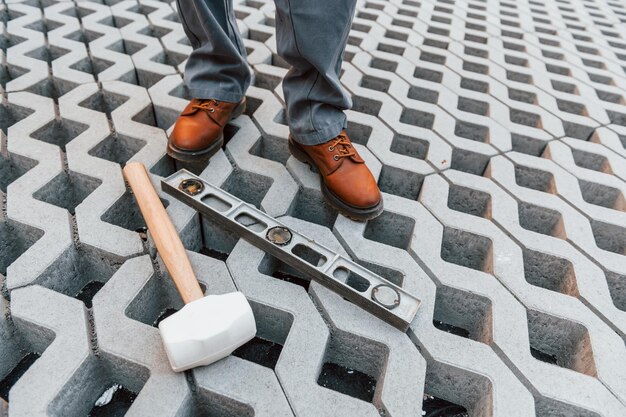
top-left (545, 140), bottom-right (626, 209)
top-left (224, 110), bottom-right (297, 218)
top-left (600, 124), bottom-right (626, 158)
top-left (77, 1), bottom-right (137, 84)
top-left (45, 2), bottom-right (96, 93)
top-left (418, 172), bottom-right (626, 415)
top-left (3, 286), bottom-right (91, 417)
top-left (346, 53), bottom-right (450, 173)
top-left (2, 0), bottom-right (626, 415)
top-left (245, 83), bottom-right (291, 142)
top-left (360, 48), bottom-right (500, 175)
top-left (110, 0), bottom-right (178, 89)
top-left (226, 218), bottom-right (424, 416)
top-left (91, 253), bottom-right (293, 416)
top-left (491, 152), bottom-right (626, 278)
top-left (5, 3), bottom-right (47, 93)
top-left (139, 0), bottom-right (189, 76)
top-left (295, 217), bottom-right (424, 417)
top-left (333, 192), bottom-right (536, 417)
top-left (5, 91), bottom-right (73, 291)
top-left (554, 136), bottom-right (626, 183)
top-left (70, 80), bottom-right (168, 258)
top-left (0, 145), bottom-right (40, 287)
top-left (147, 73), bottom-right (189, 131)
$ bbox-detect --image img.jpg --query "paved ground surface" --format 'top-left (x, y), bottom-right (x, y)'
top-left (0, 0), bottom-right (625, 416)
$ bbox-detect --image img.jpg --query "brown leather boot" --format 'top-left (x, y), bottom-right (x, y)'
top-left (167, 97), bottom-right (246, 162)
top-left (288, 130), bottom-right (383, 221)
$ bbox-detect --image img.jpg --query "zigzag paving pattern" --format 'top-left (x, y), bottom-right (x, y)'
top-left (0, 0), bottom-right (625, 415)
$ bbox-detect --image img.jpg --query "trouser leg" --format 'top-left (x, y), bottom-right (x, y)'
top-left (174, 0), bottom-right (251, 102)
top-left (273, 0), bottom-right (358, 145)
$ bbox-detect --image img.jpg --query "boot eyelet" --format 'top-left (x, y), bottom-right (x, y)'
top-left (333, 155), bottom-right (339, 161)
top-left (328, 146), bottom-right (334, 152)
top-left (209, 108), bottom-right (215, 113)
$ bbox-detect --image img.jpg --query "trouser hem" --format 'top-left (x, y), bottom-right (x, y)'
top-left (187, 87), bottom-right (244, 103)
top-left (289, 116), bottom-right (347, 145)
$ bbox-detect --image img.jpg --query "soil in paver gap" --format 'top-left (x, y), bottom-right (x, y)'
top-left (76, 281), bottom-right (105, 308)
top-left (433, 320), bottom-right (470, 338)
top-left (271, 270), bottom-right (310, 290)
top-left (199, 247), bottom-right (229, 262)
top-left (89, 384), bottom-right (136, 417)
top-left (232, 337), bottom-right (283, 369)
top-left (153, 308), bottom-right (178, 327)
top-left (0, 353), bottom-right (40, 401)
top-left (422, 394), bottom-right (469, 417)
top-left (318, 362), bottom-right (376, 403)
top-left (530, 347), bottom-right (558, 365)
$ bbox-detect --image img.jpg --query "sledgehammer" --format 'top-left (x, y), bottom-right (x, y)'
top-left (123, 161), bottom-right (256, 372)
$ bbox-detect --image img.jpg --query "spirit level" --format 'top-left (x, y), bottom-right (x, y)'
top-left (161, 169), bottom-right (421, 331)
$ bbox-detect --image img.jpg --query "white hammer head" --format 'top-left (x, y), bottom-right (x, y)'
top-left (158, 292), bottom-right (256, 372)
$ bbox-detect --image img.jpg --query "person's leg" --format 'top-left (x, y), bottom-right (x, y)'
top-left (175, 0), bottom-right (251, 102)
top-left (274, 0), bottom-right (382, 221)
top-left (273, 0), bottom-right (357, 145)
top-left (168, 0), bottom-right (250, 162)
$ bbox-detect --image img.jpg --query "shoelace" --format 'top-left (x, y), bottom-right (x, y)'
top-left (328, 133), bottom-right (356, 160)
top-left (191, 99), bottom-right (220, 113)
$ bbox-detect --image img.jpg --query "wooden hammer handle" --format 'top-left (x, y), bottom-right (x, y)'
top-left (123, 162), bottom-right (204, 304)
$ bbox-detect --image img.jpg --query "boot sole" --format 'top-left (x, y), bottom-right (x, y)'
top-left (166, 98), bottom-right (247, 163)
top-left (288, 136), bottom-right (384, 222)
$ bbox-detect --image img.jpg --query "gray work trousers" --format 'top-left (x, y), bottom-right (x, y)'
top-left (174, 0), bottom-right (358, 145)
